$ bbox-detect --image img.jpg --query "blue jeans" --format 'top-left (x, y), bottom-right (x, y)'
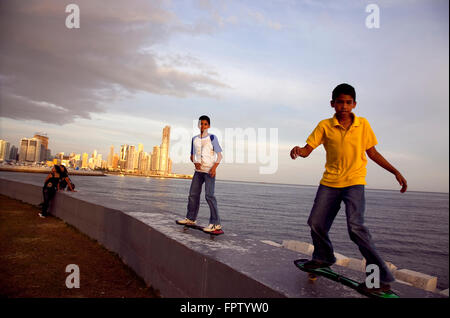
top-left (308, 184), bottom-right (395, 284)
top-left (186, 171), bottom-right (220, 225)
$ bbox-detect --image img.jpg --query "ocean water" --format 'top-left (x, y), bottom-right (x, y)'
top-left (1, 171), bottom-right (448, 290)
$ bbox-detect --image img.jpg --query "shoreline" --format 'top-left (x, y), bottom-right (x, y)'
top-left (0, 166), bottom-right (448, 194)
top-left (0, 166), bottom-right (105, 176)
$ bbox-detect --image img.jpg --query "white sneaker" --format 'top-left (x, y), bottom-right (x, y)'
top-left (176, 218), bottom-right (196, 226)
top-left (203, 224), bottom-right (222, 232)
top-left (38, 213), bottom-right (46, 218)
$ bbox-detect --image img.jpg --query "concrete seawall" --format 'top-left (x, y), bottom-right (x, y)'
top-left (0, 177), bottom-right (443, 298)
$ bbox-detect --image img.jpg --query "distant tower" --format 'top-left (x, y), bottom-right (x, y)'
top-left (151, 146), bottom-right (160, 174)
top-left (107, 145), bottom-right (114, 168)
top-left (126, 145), bottom-right (136, 171)
top-left (0, 140), bottom-right (10, 161)
top-left (18, 138), bottom-right (43, 163)
top-left (159, 126), bottom-right (170, 175)
top-left (112, 153), bottom-right (119, 169)
top-left (33, 133), bottom-right (48, 161)
top-left (119, 144), bottom-right (128, 170)
top-left (82, 153), bottom-right (89, 168)
top-left (9, 145), bottom-right (18, 161)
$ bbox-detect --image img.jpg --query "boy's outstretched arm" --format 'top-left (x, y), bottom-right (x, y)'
top-left (366, 146), bottom-right (407, 193)
top-left (290, 144), bottom-right (314, 159)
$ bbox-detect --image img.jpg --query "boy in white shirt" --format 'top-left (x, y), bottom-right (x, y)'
top-left (177, 115), bottom-right (223, 233)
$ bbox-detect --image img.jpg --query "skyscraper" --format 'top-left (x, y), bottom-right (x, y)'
top-left (18, 138), bottom-right (43, 163)
top-left (33, 133), bottom-right (49, 161)
top-left (9, 145), bottom-right (18, 161)
top-left (151, 146), bottom-right (160, 173)
top-left (82, 152), bottom-right (89, 169)
top-left (126, 145), bottom-right (136, 171)
top-left (158, 125), bottom-right (170, 175)
top-left (0, 140), bottom-right (10, 161)
top-left (107, 145), bottom-right (114, 168)
top-left (119, 144), bottom-right (128, 170)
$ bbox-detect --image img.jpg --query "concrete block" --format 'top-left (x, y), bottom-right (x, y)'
top-left (346, 258), bottom-right (366, 272)
top-left (334, 252), bottom-right (350, 266)
top-left (282, 240), bottom-right (314, 256)
top-left (385, 261), bottom-right (398, 273)
top-left (261, 240), bottom-right (282, 248)
top-left (394, 269), bottom-right (437, 292)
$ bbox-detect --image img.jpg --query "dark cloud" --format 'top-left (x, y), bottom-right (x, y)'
top-left (0, 0), bottom-right (227, 125)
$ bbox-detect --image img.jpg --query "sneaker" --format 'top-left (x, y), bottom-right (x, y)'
top-left (38, 213), bottom-right (46, 218)
top-left (176, 218), bottom-right (196, 226)
top-left (203, 224), bottom-right (222, 232)
top-left (302, 259), bottom-right (334, 270)
top-left (357, 282), bottom-right (392, 293)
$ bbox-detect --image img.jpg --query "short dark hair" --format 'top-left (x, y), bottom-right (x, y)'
top-left (332, 83), bottom-right (356, 101)
top-left (199, 115), bottom-right (210, 125)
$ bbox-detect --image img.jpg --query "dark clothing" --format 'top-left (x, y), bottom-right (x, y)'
top-left (41, 186), bottom-right (57, 216)
top-left (41, 168), bottom-right (61, 216)
top-left (57, 165), bottom-right (75, 190)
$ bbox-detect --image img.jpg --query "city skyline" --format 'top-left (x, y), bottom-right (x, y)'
top-left (0, 0), bottom-right (448, 192)
top-left (1, 125), bottom-right (174, 176)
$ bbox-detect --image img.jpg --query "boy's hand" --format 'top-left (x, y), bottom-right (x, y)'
top-left (194, 162), bottom-right (202, 170)
top-left (209, 167), bottom-right (216, 178)
top-left (395, 172), bottom-right (408, 193)
top-left (290, 145), bottom-right (313, 159)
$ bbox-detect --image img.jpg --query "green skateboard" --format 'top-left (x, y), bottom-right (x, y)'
top-left (294, 259), bottom-right (399, 298)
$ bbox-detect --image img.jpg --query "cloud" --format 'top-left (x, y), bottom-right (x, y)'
top-left (0, 0), bottom-right (228, 125)
top-left (246, 9), bottom-right (284, 30)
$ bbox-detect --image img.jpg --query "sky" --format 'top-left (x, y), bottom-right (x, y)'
top-left (0, 0), bottom-right (448, 192)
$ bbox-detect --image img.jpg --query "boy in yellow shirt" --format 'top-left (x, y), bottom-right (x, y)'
top-left (290, 83), bottom-right (407, 292)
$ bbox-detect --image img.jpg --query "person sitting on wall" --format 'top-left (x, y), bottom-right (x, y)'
top-left (39, 165), bottom-right (62, 218)
top-left (58, 164), bottom-right (76, 191)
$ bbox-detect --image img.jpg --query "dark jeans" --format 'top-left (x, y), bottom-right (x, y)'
top-left (42, 187), bottom-right (57, 216)
top-left (186, 171), bottom-right (220, 224)
top-left (307, 184), bottom-right (395, 283)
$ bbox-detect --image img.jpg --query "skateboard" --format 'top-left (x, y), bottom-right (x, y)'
top-left (175, 220), bottom-right (224, 236)
top-left (294, 259), bottom-right (399, 298)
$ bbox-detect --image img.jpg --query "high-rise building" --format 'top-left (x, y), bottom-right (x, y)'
top-left (158, 126), bottom-right (171, 175)
top-left (137, 151), bottom-right (147, 172)
top-left (135, 143), bottom-right (143, 170)
top-left (18, 138), bottom-right (44, 163)
top-left (145, 154), bottom-right (152, 172)
top-left (112, 153), bottom-right (119, 169)
top-left (119, 144), bottom-right (128, 170)
top-left (33, 133), bottom-right (49, 161)
top-left (82, 152), bottom-right (89, 169)
top-left (107, 145), bottom-right (114, 168)
top-left (125, 145), bottom-right (136, 171)
top-left (9, 145), bottom-right (18, 161)
top-left (96, 154), bottom-right (103, 169)
top-left (168, 158), bottom-right (172, 175)
top-left (0, 140), bottom-right (10, 161)
top-left (151, 146), bottom-right (160, 173)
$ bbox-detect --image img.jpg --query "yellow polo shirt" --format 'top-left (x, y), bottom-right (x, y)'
top-left (306, 113), bottom-right (377, 188)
